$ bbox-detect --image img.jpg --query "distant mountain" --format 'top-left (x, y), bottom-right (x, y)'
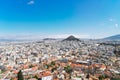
top-left (43, 38), bottom-right (56, 40)
top-left (0, 38), bottom-right (31, 42)
top-left (0, 39), bottom-right (16, 42)
top-left (63, 35), bottom-right (80, 41)
top-left (104, 34), bottom-right (120, 40)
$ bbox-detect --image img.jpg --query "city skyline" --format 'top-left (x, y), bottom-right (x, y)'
top-left (0, 0), bottom-right (120, 39)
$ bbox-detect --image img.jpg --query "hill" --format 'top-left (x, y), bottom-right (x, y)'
top-left (62, 35), bottom-right (80, 41)
top-left (104, 34), bottom-right (120, 40)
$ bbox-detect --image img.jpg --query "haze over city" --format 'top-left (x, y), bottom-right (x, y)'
top-left (1, 0), bottom-right (120, 80)
top-left (0, 0), bottom-right (120, 39)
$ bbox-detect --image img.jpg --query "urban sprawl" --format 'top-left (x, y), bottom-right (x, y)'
top-left (0, 36), bottom-right (120, 80)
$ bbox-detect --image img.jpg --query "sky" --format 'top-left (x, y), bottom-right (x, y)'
top-left (0, 0), bottom-right (120, 39)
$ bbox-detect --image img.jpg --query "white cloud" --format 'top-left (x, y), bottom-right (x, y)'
top-left (108, 18), bottom-right (119, 28)
top-left (115, 23), bottom-right (118, 28)
top-left (27, 0), bottom-right (34, 5)
top-left (109, 19), bottom-right (114, 21)
top-left (45, 34), bottom-right (90, 38)
top-left (109, 18), bottom-right (115, 22)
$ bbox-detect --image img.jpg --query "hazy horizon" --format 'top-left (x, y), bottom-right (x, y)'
top-left (0, 0), bottom-right (120, 39)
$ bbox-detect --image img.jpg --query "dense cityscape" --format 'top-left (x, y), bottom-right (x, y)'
top-left (0, 35), bottom-right (120, 80)
top-left (1, 0), bottom-right (120, 80)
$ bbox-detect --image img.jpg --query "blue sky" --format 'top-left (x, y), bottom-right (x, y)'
top-left (0, 0), bottom-right (120, 39)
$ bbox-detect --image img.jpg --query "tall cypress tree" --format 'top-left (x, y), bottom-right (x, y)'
top-left (17, 70), bottom-right (24, 80)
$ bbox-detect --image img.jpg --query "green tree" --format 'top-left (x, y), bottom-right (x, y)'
top-left (111, 78), bottom-right (120, 80)
top-left (64, 66), bottom-right (73, 74)
top-left (34, 75), bottom-right (39, 79)
top-left (86, 74), bottom-right (90, 79)
top-left (45, 64), bottom-right (50, 69)
top-left (51, 61), bottom-right (55, 66)
top-left (51, 67), bottom-right (57, 72)
top-left (64, 66), bottom-right (73, 79)
top-left (17, 70), bottom-right (24, 80)
top-left (98, 75), bottom-right (105, 80)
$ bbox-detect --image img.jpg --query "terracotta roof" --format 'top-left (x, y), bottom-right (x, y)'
top-left (13, 78), bottom-right (17, 80)
top-left (32, 66), bottom-right (38, 70)
top-left (23, 65), bottom-right (29, 69)
top-left (39, 71), bottom-right (52, 77)
top-left (100, 64), bottom-right (106, 69)
top-left (13, 70), bottom-right (18, 74)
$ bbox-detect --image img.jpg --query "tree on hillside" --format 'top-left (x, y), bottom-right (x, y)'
top-left (17, 70), bottom-right (24, 80)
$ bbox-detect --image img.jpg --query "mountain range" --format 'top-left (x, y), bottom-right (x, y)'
top-left (0, 34), bottom-right (120, 42)
top-left (104, 34), bottom-right (120, 40)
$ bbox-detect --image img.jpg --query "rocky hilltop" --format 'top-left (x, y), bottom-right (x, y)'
top-left (63, 35), bottom-right (80, 41)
